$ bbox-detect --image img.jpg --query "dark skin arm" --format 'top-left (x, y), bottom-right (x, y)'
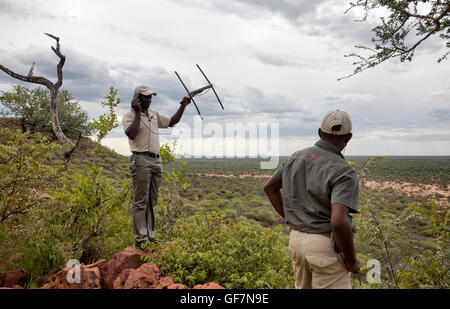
top-left (331, 203), bottom-right (360, 273)
top-left (263, 175), bottom-right (285, 219)
top-left (124, 98), bottom-right (142, 140)
top-left (169, 97), bottom-right (191, 127)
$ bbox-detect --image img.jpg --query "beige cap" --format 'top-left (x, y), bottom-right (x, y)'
top-left (321, 110), bottom-right (352, 135)
top-left (134, 85), bottom-right (157, 96)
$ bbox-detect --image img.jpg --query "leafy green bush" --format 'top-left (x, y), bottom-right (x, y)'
top-left (154, 139), bottom-right (190, 240)
top-left (0, 128), bottom-right (68, 277)
top-left (0, 85), bottom-right (93, 139)
top-left (144, 211), bottom-right (294, 289)
top-left (0, 127), bottom-right (134, 281)
top-left (0, 128), bottom-right (63, 224)
top-left (49, 166), bottom-right (134, 262)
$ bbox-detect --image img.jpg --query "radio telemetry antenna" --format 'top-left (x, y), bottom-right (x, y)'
top-left (174, 64), bottom-right (224, 119)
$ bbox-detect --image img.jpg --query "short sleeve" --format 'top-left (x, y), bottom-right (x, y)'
top-left (122, 111), bottom-right (133, 132)
top-left (157, 112), bottom-right (171, 128)
top-left (330, 168), bottom-right (359, 213)
top-left (272, 162), bottom-right (285, 182)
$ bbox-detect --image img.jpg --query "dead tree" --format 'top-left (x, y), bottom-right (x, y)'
top-left (0, 33), bottom-right (78, 160)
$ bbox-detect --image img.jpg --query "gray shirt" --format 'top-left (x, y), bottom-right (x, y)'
top-left (272, 139), bottom-right (359, 233)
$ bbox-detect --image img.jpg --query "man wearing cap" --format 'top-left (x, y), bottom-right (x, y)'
top-left (264, 110), bottom-right (360, 289)
top-left (122, 85), bottom-right (191, 249)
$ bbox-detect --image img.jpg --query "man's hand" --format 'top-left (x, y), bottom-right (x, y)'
top-left (345, 257), bottom-right (361, 274)
top-left (180, 96), bottom-right (192, 106)
top-left (131, 98), bottom-right (142, 113)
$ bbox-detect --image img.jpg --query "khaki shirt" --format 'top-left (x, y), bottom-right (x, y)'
top-left (273, 139), bottom-right (359, 233)
top-left (122, 108), bottom-right (170, 154)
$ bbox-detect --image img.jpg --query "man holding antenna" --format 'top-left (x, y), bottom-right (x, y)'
top-left (122, 85), bottom-right (191, 249)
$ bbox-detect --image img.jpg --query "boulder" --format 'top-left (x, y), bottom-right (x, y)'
top-left (0, 285), bottom-right (24, 289)
top-left (0, 269), bottom-right (29, 288)
top-left (41, 265), bottom-right (101, 289)
top-left (167, 283), bottom-right (189, 289)
top-left (99, 246), bottom-right (151, 289)
top-left (154, 276), bottom-right (175, 289)
top-left (193, 282), bottom-right (225, 289)
top-left (113, 269), bottom-right (132, 289)
top-left (123, 262), bottom-right (161, 289)
top-left (32, 246), bottom-right (224, 290)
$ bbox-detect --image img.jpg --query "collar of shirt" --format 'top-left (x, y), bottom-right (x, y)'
top-left (315, 139), bottom-right (344, 160)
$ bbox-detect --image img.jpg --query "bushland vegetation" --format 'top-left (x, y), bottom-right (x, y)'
top-left (0, 85), bottom-right (448, 288)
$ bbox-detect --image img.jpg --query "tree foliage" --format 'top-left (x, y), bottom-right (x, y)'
top-left (0, 85), bottom-right (93, 139)
top-left (92, 86), bottom-right (121, 143)
top-left (341, 0), bottom-right (449, 79)
top-left (0, 128), bottom-right (63, 224)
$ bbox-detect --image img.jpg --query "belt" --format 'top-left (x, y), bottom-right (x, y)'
top-left (292, 229), bottom-right (332, 238)
top-left (132, 151), bottom-right (160, 158)
top-left (320, 232), bottom-right (332, 238)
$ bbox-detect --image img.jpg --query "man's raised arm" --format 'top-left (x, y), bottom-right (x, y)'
top-left (169, 96), bottom-right (191, 127)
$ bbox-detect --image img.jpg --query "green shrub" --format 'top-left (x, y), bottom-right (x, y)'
top-left (0, 128), bottom-right (134, 281)
top-left (144, 211), bottom-right (294, 289)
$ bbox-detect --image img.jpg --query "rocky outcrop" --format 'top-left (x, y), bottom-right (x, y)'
top-left (99, 246), bottom-right (152, 289)
top-left (41, 262), bottom-right (103, 289)
top-left (0, 269), bottom-right (29, 288)
top-left (115, 262), bottom-right (160, 289)
top-left (112, 262), bottom-right (189, 289)
top-left (1, 246), bottom-right (224, 289)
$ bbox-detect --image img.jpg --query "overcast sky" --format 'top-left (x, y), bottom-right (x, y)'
top-left (0, 0), bottom-right (449, 157)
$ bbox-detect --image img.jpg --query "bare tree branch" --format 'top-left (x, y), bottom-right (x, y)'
top-left (0, 33), bottom-right (72, 147)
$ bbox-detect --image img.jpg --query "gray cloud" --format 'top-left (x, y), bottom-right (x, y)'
top-left (430, 108), bottom-right (450, 121)
top-left (0, 0), bottom-right (58, 20)
top-left (0, 45), bottom-right (184, 120)
top-left (324, 93), bottom-right (375, 104)
top-left (169, 0), bottom-right (327, 22)
top-left (169, 0), bottom-right (374, 44)
top-left (101, 23), bottom-right (185, 50)
top-left (249, 47), bottom-right (320, 69)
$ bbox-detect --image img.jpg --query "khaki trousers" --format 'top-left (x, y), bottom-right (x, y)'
top-left (288, 229), bottom-right (351, 289)
top-left (130, 153), bottom-right (163, 242)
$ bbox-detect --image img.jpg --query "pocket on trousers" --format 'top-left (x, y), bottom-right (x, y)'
top-left (287, 245), bottom-right (296, 261)
top-left (130, 155), bottom-right (138, 173)
top-left (306, 255), bottom-right (338, 269)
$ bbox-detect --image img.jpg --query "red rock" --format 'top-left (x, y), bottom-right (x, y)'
top-left (0, 269), bottom-right (29, 288)
top-left (167, 283), bottom-right (189, 289)
top-left (193, 282), bottom-right (225, 289)
top-left (86, 259), bottom-right (107, 269)
top-left (0, 285), bottom-right (24, 289)
top-left (113, 269), bottom-right (132, 289)
top-left (123, 263), bottom-right (160, 289)
top-left (154, 276), bottom-right (175, 289)
top-left (41, 265), bottom-right (101, 289)
top-left (99, 246), bottom-right (151, 289)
